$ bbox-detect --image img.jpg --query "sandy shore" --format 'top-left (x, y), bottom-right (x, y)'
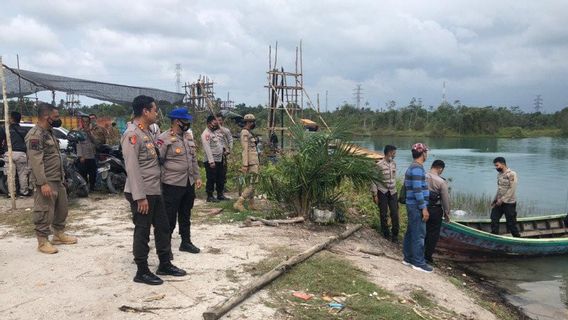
top-left (0, 194), bottom-right (512, 319)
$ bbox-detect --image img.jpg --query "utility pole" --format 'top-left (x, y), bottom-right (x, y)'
top-left (442, 81), bottom-right (447, 105)
top-left (534, 94), bottom-right (543, 112)
top-left (175, 63), bottom-right (182, 93)
top-left (325, 90), bottom-right (328, 113)
top-left (353, 84), bottom-right (363, 109)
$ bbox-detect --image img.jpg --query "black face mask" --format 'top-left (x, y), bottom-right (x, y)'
top-left (179, 121), bottom-right (191, 132)
top-left (49, 118), bottom-right (62, 128)
top-left (210, 124), bottom-right (220, 131)
top-left (496, 168), bottom-right (503, 173)
top-left (250, 123), bottom-right (256, 130)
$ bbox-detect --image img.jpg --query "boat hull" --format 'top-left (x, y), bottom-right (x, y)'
top-left (438, 221), bottom-right (568, 260)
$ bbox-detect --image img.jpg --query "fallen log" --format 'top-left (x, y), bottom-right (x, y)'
top-left (250, 216), bottom-right (304, 224)
top-left (357, 247), bottom-right (399, 261)
top-left (202, 224), bottom-right (363, 320)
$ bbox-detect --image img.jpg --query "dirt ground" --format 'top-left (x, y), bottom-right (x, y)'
top-left (0, 195), bottom-right (497, 320)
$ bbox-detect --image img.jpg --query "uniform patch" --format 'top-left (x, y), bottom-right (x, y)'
top-left (156, 139), bottom-right (164, 147)
top-left (175, 147), bottom-right (182, 154)
top-left (129, 135), bottom-right (137, 145)
top-left (30, 139), bottom-right (40, 151)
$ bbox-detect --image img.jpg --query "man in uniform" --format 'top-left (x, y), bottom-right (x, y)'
top-left (216, 112), bottom-right (233, 193)
top-left (122, 95), bottom-right (186, 285)
top-left (234, 114), bottom-right (259, 212)
top-left (157, 108), bottom-right (202, 254)
top-left (425, 160), bottom-right (450, 264)
top-left (25, 103), bottom-right (77, 254)
top-left (490, 157), bottom-right (521, 237)
top-left (371, 145), bottom-right (399, 242)
top-left (107, 122), bottom-right (121, 145)
top-left (88, 114), bottom-right (108, 147)
top-left (1, 111), bottom-right (31, 196)
top-left (76, 115), bottom-right (97, 191)
top-left (201, 115), bottom-right (226, 202)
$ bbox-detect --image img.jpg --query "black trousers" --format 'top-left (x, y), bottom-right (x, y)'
top-left (162, 183), bottom-right (196, 242)
top-left (222, 154), bottom-right (228, 186)
top-left (79, 158), bottom-right (97, 190)
top-left (376, 190), bottom-right (399, 238)
top-left (125, 193), bottom-right (171, 272)
top-left (205, 161), bottom-right (224, 196)
top-left (425, 206), bottom-right (443, 262)
top-left (491, 202), bottom-right (521, 237)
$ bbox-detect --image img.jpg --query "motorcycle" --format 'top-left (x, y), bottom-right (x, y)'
top-left (64, 130), bottom-right (89, 198)
top-left (95, 144), bottom-right (126, 194)
top-left (0, 155), bottom-right (32, 196)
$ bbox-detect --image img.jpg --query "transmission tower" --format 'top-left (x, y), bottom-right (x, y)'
top-left (353, 84), bottom-right (363, 109)
top-left (175, 63), bottom-right (182, 93)
top-left (534, 94), bottom-right (543, 112)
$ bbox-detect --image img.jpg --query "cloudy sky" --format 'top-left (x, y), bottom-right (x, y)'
top-left (1, 0), bottom-right (567, 111)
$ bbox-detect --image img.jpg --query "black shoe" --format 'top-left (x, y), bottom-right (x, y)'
top-left (207, 196), bottom-right (219, 203)
top-left (179, 241), bottom-right (201, 254)
top-left (217, 194), bottom-right (231, 201)
top-left (133, 271), bottom-right (163, 285)
top-left (156, 263), bottom-right (187, 277)
top-left (391, 236), bottom-right (399, 244)
top-left (425, 257), bottom-right (435, 265)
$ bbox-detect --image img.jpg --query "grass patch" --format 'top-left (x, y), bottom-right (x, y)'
top-left (410, 289), bottom-right (435, 308)
top-left (451, 191), bottom-right (539, 217)
top-left (243, 245), bottom-right (298, 276)
top-left (225, 269), bottom-right (240, 283)
top-left (0, 208), bottom-right (35, 237)
top-left (266, 251), bottom-right (423, 320)
top-left (198, 198), bottom-right (289, 224)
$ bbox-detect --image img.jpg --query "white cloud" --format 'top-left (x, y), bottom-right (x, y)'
top-left (1, 0), bottom-right (567, 110)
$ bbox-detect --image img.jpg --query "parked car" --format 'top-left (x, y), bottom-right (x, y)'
top-left (19, 123), bottom-right (69, 150)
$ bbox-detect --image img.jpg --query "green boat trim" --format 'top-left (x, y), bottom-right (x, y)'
top-left (453, 213), bottom-right (567, 224)
top-left (444, 221), bottom-right (568, 246)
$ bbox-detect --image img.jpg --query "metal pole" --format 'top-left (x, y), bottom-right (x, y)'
top-left (16, 54), bottom-right (23, 115)
top-left (1, 56), bottom-right (17, 209)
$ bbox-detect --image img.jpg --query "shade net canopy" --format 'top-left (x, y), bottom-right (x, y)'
top-left (2, 64), bottom-right (184, 105)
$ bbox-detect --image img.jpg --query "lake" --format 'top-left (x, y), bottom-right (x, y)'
top-left (357, 136), bottom-right (568, 214)
top-left (359, 136), bottom-right (568, 319)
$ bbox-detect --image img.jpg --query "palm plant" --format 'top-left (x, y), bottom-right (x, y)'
top-left (258, 124), bottom-right (382, 218)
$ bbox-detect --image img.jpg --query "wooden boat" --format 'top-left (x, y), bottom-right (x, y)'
top-left (438, 218), bottom-right (568, 260)
top-left (453, 213), bottom-right (568, 238)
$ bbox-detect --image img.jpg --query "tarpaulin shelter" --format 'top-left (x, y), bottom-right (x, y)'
top-left (2, 64), bottom-right (184, 105)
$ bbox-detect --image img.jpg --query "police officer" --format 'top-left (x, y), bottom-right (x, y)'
top-left (0, 111), bottom-right (31, 196)
top-left (216, 113), bottom-right (233, 193)
top-left (25, 103), bottom-right (77, 254)
top-left (234, 114), bottom-right (259, 212)
top-left (425, 160), bottom-right (450, 264)
top-left (88, 114), bottom-right (108, 146)
top-left (157, 108), bottom-right (202, 254)
top-left (371, 145), bottom-right (399, 242)
top-left (76, 115), bottom-right (97, 191)
top-left (490, 157), bottom-right (521, 237)
top-left (201, 115), bottom-right (226, 202)
top-left (122, 95), bottom-right (186, 285)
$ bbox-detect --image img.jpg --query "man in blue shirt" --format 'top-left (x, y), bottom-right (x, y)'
top-left (402, 143), bottom-right (432, 273)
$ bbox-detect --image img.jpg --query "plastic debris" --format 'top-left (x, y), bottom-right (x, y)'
top-left (328, 302), bottom-right (344, 309)
top-left (292, 291), bottom-right (313, 301)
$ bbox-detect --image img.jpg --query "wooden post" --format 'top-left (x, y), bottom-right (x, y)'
top-left (0, 57), bottom-right (17, 209)
top-left (202, 224), bottom-right (363, 320)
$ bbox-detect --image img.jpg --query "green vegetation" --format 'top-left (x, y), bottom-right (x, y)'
top-left (262, 251), bottom-right (448, 319)
top-left (451, 191), bottom-right (538, 217)
top-left (257, 125), bottom-right (381, 218)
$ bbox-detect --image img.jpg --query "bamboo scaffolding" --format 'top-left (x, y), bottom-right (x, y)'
top-left (0, 57), bottom-right (17, 209)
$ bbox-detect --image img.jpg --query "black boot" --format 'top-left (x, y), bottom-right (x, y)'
top-left (217, 194), bottom-right (231, 201)
top-left (156, 262), bottom-right (187, 277)
top-left (134, 269), bottom-right (163, 285)
top-left (180, 241), bottom-right (201, 253)
top-left (207, 194), bottom-right (219, 203)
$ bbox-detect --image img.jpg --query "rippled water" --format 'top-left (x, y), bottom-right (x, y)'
top-left (360, 136), bottom-right (568, 318)
top-left (358, 136), bottom-right (568, 214)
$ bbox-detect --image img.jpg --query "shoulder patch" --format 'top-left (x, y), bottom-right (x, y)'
top-left (30, 139), bottom-right (40, 151)
top-left (129, 135), bottom-right (137, 145)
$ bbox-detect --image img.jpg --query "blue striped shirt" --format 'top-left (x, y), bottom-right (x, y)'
top-left (404, 162), bottom-right (429, 209)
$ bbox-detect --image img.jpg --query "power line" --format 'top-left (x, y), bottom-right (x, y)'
top-left (353, 84), bottom-right (363, 109)
top-left (534, 94), bottom-right (543, 112)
